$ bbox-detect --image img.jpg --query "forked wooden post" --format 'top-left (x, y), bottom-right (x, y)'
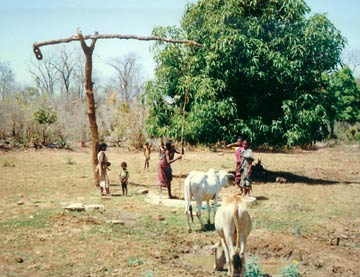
top-left (32, 30), bottom-right (202, 186)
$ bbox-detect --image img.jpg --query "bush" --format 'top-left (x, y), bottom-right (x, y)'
top-left (245, 257), bottom-right (264, 277)
top-left (346, 125), bottom-right (360, 141)
top-left (281, 261), bottom-right (301, 277)
top-left (334, 122), bottom-right (360, 143)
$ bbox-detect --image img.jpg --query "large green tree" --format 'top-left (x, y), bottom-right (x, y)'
top-left (322, 66), bottom-right (360, 137)
top-left (144, 0), bottom-right (345, 146)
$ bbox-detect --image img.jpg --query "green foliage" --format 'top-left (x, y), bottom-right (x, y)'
top-left (143, 270), bottom-right (154, 277)
top-left (127, 257), bottom-right (145, 267)
top-left (281, 262), bottom-right (301, 277)
top-left (244, 257), bottom-right (264, 277)
top-left (34, 107), bottom-right (57, 125)
top-left (282, 94), bottom-right (329, 147)
top-left (322, 66), bottom-right (360, 136)
top-left (0, 209), bottom-right (57, 231)
top-left (345, 125), bottom-right (360, 141)
top-left (144, 0), bottom-right (346, 146)
top-left (293, 226), bottom-right (302, 236)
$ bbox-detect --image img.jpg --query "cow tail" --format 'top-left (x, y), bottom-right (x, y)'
top-left (185, 174), bottom-right (194, 223)
top-left (233, 203), bottom-right (241, 254)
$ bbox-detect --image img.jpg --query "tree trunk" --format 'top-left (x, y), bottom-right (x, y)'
top-left (79, 33), bottom-right (100, 186)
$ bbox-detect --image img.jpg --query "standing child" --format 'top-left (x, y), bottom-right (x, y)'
top-left (240, 138), bottom-right (254, 196)
top-left (119, 161), bottom-right (129, 196)
top-left (144, 142), bottom-right (151, 170)
top-left (96, 143), bottom-right (111, 196)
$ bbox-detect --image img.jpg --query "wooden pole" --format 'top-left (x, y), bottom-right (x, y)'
top-left (178, 74), bottom-right (190, 197)
top-left (32, 30), bottom-right (202, 187)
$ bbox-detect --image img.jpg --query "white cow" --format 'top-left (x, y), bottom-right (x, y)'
top-left (184, 169), bottom-right (234, 232)
top-left (214, 195), bottom-right (252, 277)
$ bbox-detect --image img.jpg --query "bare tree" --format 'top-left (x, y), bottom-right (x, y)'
top-left (29, 57), bottom-right (59, 97)
top-left (0, 61), bottom-right (15, 101)
top-left (73, 51), bottom-right (86, 100)
top-left (108, 53), bottom-right (143, 103)
top-left (53, 46), bottom-right (77, 100)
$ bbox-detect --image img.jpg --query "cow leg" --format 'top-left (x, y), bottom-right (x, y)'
top-left (220, 238), bottom-right (231, 276)
top-left (213, 194), bottom-right (218, 222)
top-left (206, 200), bottom-right (211, 225)
top-left (185, 202), bottom-right (192, 233)
top-left (239, 234), bottom-right (247, 277)
top-left (196, 203), bottom-right (205, 230)
top-left (223, 228), bottom-right (238, 277)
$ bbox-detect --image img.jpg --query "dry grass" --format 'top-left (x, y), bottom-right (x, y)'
top-left (0, 145), bottom-right (359, 276)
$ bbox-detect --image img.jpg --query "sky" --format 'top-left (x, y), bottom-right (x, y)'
top-left (1, 0), bottom-right (359, 85)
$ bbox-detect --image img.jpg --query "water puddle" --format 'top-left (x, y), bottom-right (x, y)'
top-left (187, 254), bottom-right (288, 276)
top-left (259, 258), bottom-right (288, 276)
top-left (188, 254), bottom-right (214, 271)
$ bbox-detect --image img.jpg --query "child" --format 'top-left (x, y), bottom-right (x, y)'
top-left (119, 161), bottom-right (129, 196)
top-left (240, 138), bottom-right (254, 196)
top-left (96, 143), bottom-right (111, 196)
top-left (144, 142), bottom-right (151, 170)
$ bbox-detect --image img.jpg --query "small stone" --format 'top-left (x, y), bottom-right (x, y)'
top-left (106, 220), bottom-right (125, 225)
top-left (84, 204), bottom-right (105, 211)
top-left (152, 214), bottom-right (165, 221)
top-left (64, 203), bottom-right (85, 212)
top-left (15, 256), bottom-right (24, 263)
top-left (17, 201), bottom-right (24, 205)
top-left (137, 189), bottom-right (149, 195)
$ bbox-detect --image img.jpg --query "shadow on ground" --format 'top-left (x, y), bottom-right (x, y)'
top-left (251, 163), bottom-right (341, 185)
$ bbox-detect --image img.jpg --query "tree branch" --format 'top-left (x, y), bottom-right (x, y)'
top-left (33, 33), bottom-right (203, 60)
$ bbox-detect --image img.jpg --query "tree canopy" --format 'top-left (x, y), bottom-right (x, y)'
top-left (322, 66), bottom-right (360, 137)
top-left (144, 0), bottom-right (347, 147)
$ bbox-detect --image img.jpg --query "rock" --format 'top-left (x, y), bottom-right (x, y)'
top-left (15, 256), bottom-right (24, 263)
top-left (314, 259), bottom-right (324, 269)
top-left (275, 177), bottom-right (287, 183)
top-left (106, 220), bottom-right (125, 225)
top-left (137, 189), bottom-right (149, 195)
top-left (152, 214), bottom-right (165, 221)
top-left (64, 203), bottom-right (85, 212)
top-left (17, 201), bottom-right (24, 205)
top-left (84, 204), bottom-right (105, 211)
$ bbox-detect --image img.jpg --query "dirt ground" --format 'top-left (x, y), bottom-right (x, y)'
top-left (0, 144), bottom-right (359, 276)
